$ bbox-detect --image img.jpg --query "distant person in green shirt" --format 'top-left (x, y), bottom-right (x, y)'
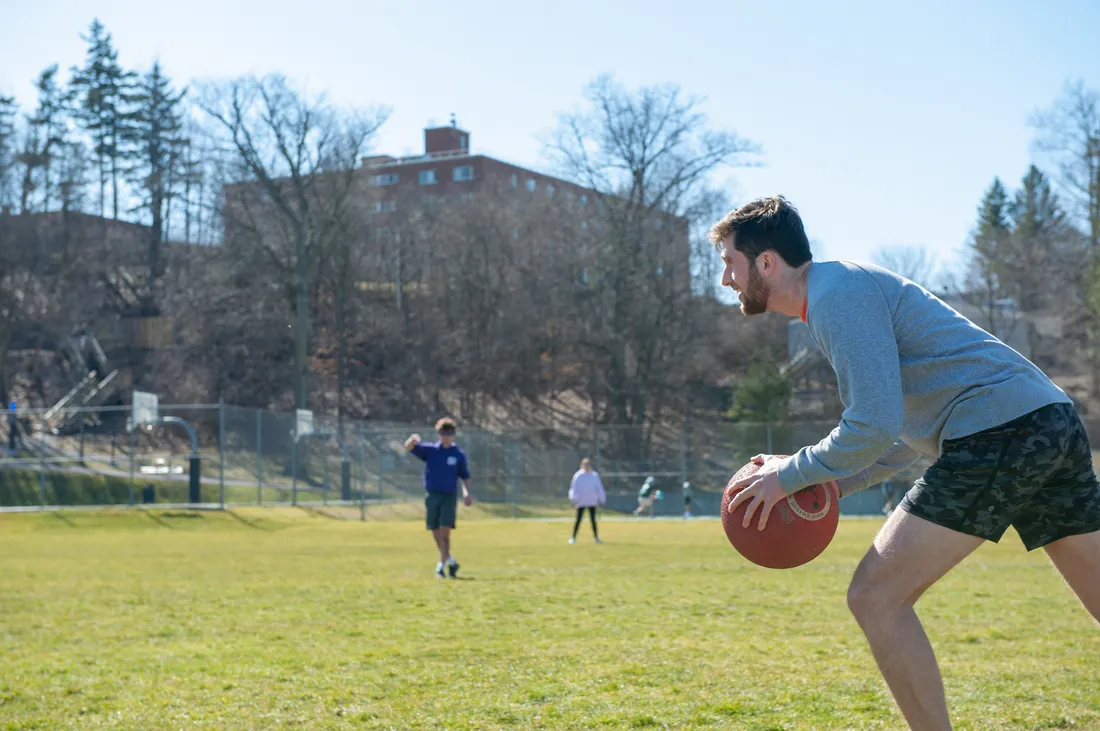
top-left (633, 476), bottom-right (658, 517)
top-left (682, 481), bottom-right (694, 519)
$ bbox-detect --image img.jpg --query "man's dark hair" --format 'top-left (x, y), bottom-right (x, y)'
top-left (435, 417), bottom-right (457, 434)
top-left (707, 195), bottom-right (812, 267)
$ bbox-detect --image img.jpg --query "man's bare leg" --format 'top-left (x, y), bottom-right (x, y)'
top-left (847, 510), bottom-right (985, 730)
top-left (439, 526), bottom-right (451, 563)
top-left (431, 528), bottom-right (446, 564)
top-left (1044, 530), bottom-right (1100, 623)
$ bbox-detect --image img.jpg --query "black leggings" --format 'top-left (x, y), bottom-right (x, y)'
top-left (573, 506), bottom-right (598, 538)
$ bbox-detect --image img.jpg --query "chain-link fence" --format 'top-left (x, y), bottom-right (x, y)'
top-left (13, 400), bottom-right (1078, 517)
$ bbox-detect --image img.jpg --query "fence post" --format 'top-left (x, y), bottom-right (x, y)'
top-left (291, 432), bottom-right (298, 507)
top-left (594, 426), bottom-right (602, 474)
top-left (219, 397), bottom-right (226, 509)
top-left (377, 437), bottom-right (383, 500)
top-left (766, 424), bottom-right (773, 455)
top-left (129, 409), bottom-right (135, 507)
top-left (323, 441), bottom-right (330, 506)
top-left (359, 432), bottom-right (367, 522)
top-left (79, 410), bottom-right (86, 465)
top-left (485, 434), bottom-right (493, 509)
top-left (679, 427), bottom-right (688, 488)
top-left (38, 415), bottom-right (46, 510)
top-left (511, 435), bottom-right (519, 520)
top-left (256, 409), bottom-right (263, 505)
top-left (360, 459), bottom-right (366, 521)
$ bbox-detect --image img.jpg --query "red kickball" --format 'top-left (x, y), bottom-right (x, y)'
top-left (720, 457), bottom-right (839, 569)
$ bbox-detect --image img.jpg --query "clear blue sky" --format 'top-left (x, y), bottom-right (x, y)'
top-left (3, 0), bottom-right (1098, 271)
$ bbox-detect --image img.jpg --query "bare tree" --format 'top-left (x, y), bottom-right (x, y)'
top-left (872, 244), bottom-right (940, 289)
top-left (1032, 82), bottom-right (1100, 400)
top-left (689, 186), bottom-right (732, 298)
top-left (1031, 80), bottom-right (1100, 251)
top-left (548, 75), bottom-right (759, 450)
top-left (198, 74), bottom-right (388, 413)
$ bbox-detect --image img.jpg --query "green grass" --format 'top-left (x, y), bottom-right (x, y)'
top-left (0, 510), bottom-right (1096, 730)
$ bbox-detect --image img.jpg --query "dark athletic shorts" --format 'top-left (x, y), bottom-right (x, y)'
top-left (899, 402), bottom-right (1100, 550)
top-left (425, 491), bottom-right (457, 530)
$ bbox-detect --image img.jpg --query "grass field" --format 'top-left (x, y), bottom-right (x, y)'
top-left (0, 508), bottom-right (1096, 730)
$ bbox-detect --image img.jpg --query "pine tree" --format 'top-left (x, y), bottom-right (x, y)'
top-left (1010, 166), bottom-right (1066, 238)
top-left (963, 178), bottom-right (1016, 336)
top-left (129, 61), bottom-right (186, 309)
top-left (70, 19), bottom-right (137, 219)
top-left (1005, 166), bottom-right (1069, 311)
top-left (970, 178), bottom-right (1012, 286)
top-left (16, 118), bottom-right (43, 214)
top-left (27, 65), bottom-right (70, 211)
top-left (728, 358), bottom-right (792, 422)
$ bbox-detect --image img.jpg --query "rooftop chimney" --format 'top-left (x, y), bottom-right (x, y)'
top-left (424, 118), bottom-right (470, 156)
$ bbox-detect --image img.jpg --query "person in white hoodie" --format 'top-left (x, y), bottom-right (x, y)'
top-left (568, 458), bottom-right (605, 544)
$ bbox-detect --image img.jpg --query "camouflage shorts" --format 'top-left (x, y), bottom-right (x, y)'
top-left (899, 402), bottom-right (1100, 550)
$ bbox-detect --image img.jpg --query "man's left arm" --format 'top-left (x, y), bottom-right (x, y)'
top-left (835, 441), bottom-right (923, 498)
top-left (728, 275), bottom-right (906, 529)
top-left (459, 454), bottom-right (472, 505)
top-left (774, 280), bottom-right (906, 494)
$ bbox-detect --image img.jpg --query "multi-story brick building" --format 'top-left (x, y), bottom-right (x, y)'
top-left (222, 120), bottom-right (692, 299)
top-left (361, 122), bottom-right (597, 214)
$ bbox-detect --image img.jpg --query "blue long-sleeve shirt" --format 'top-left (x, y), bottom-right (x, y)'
top-left (410, 441), bottom-right (470, 494)
top-left (775, 261), bottom-right (1070, 496)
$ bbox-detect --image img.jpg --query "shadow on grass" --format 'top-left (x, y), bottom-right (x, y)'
top-left (142, 511), bottom-right (174, 529)
top-left (225, 510), bottom-right (276, 532)
top-left (51, 511), bottom-right (76, 527)
top-left (296, 505), bottom-right (353, 522)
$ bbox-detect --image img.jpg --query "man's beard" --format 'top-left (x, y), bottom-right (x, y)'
top-left (738, 264), bottom-right (769, 315)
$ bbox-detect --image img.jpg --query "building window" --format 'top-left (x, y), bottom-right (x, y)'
top-left (459, 135), bottom-right (468, 149)
top-left (453, 165), bottom-right (474, 182)
top-left (546, 184), bottom-right (555, 196)
top-left (579, 195), bottom-right (588, 207)
top-left (419, 169), bottom-right (437, 185)
top-left (374, 201), bottom-right (396, 213)
top-left (511, 173), bottom-right (518, 188)
top-left (373, 173), bottom-right (399, 186)
top-left (526, 179), bottom-right (536, 192)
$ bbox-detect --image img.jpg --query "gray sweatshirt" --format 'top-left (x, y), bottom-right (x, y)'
top-left (775, 261), bottom-right (1070, 497)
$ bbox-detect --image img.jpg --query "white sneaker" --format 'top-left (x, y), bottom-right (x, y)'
top-left (594, 537), bottom-right (602, 544)
top-left (568, 537), bottom-right (575, 544)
